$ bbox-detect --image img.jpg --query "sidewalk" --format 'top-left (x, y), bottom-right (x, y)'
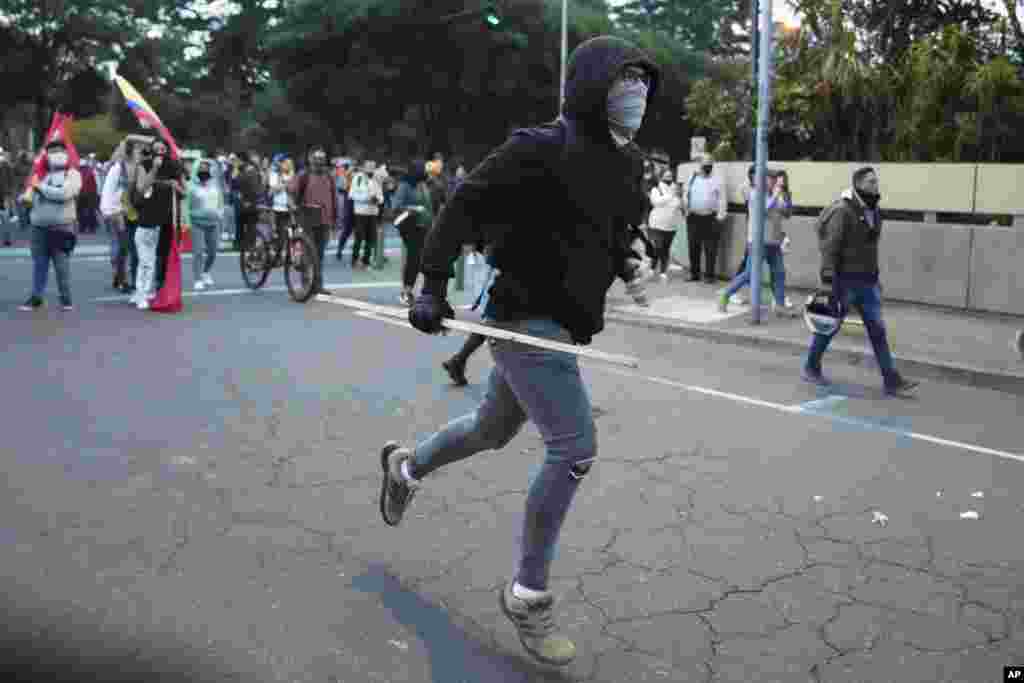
top-left (604, 267), bottom-right (1024, 396)
top-left (0, 231), bottom-right (402, 259)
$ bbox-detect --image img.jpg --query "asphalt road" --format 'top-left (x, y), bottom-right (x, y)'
top-left (1, 249), bottom-right (1022, 682)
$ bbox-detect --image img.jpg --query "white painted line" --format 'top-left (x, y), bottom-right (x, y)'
top-left (354, 310), bottom-right (414, 331)
top-left (91, 281), bottom-right (402, 303)
top-left (596, 365), bottom-right (1024, 465)
top-left (796, 395), bottom-right (848, 412)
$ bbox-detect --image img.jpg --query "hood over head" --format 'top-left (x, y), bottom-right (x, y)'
top-left (562, 36), bottom-right (660, 130)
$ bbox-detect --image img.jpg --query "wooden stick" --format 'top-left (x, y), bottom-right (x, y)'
top-left (317, 294), bottom-right (640, 368)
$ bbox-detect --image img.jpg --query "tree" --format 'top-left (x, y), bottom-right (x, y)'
top-left (264, 0), bottom-right (634, 159)
top-left (0, 0), bottom-right (161, 140)
top-left (614, 0), bottom-right (735, 54)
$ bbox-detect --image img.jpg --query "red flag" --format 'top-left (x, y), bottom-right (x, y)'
top-left (25, 112), bottom-right (80, 192)
top-left (150, 233), bottom-right (183, 313)
top-left (150, 187), bottom-right (184, 313)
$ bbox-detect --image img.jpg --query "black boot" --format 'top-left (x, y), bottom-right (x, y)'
top-left (442, 356), bottom-right (469, 386)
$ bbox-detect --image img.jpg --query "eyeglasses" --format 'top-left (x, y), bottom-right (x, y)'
top-left (618, 67), bottom-right (651, 88)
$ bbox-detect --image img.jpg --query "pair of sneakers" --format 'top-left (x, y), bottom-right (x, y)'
top-left (130, 290), bottom-right (153, 310)
top-left (20, 296), bottom-right (72, 312)
top-left (194, 272), bottom-right (215, 291)
top-left (378, 442), bottom-right (576, 666)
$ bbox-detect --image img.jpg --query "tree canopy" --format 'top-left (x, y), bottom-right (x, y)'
top-left (2, 0), bottom-right (1022, 162)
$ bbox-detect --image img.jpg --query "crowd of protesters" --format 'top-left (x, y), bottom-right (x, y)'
top-left (6, 133), bottom-right (803, 320)
top-left (3, 134), bottom-right (474, 312)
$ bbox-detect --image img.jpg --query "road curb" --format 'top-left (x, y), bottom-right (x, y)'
top-left (605, 308), bottom-right (1024, 397)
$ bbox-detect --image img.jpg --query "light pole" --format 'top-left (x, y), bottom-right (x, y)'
top-left (560, 0), bottom-right (568, 113)
top-left (748, 0), bottom-right (775, 324)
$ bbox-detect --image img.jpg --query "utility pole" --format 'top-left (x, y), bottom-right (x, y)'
top-left (749, 0), bottom-right (774, 324)
top-left (750, 0), bottom-right (759, 160)
top-left (560, 0), bottom-right (568, 113)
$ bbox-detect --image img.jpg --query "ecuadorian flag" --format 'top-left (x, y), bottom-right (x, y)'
top-left (114, 75), bottom-right (182, 160)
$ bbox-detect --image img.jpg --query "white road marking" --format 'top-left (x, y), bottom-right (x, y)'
top-left (596, 365), bottom-right (1024, 465)
top-left (91, 281), bottom-right (402, 303)
top-left (796, 395), bottom-right (848, 412)
top-left (354, 310), bottom-right (414, 331)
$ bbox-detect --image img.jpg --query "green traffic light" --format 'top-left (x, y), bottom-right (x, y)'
top-left (486, 13), bottom-right (500, 26)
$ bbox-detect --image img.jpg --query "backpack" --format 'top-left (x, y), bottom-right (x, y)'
top-left (349, 173), bottom-right (371, 203)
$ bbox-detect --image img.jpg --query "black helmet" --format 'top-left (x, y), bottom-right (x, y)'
top-left (803, 290), bottom-right (844, 336)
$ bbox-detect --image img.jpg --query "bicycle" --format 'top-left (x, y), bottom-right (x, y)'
top-left (239, 204), bottom-right (321, 303)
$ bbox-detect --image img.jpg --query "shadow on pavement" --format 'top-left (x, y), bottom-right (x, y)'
top-left (351, 565), bottom-right (574, 683)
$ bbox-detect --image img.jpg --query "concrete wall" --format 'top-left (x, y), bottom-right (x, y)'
top-left (676, 161), bottom-right (1022, 216)
top-left (968, 226), bottom-right (1024, 315)
top-left (666, 160), bottom-right (1022, 315)
top-left (706, 214), bottom-right (1013, 314)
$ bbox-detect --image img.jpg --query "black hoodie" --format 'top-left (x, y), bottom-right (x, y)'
top-left (418, 36), bottom-right (660, 345)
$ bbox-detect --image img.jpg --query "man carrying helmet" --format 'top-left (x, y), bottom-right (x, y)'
top-left (802, 167), bottom-right (918, 397)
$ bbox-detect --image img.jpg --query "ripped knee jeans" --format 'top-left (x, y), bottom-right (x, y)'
top-left (412, 317), bottom-right (597, 590)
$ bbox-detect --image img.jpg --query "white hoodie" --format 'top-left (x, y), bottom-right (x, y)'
top-left (100, 162), bottom-right (124, 217)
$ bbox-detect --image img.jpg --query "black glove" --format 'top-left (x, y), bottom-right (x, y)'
top-left (408, 292), bottom-right (454, 334)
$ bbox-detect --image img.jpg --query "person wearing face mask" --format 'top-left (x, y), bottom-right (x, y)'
top-left (684, 153), bottom-right (727, 283)
top-left (289, 146), bottom-right (337, 295)
top-left (378, 36), bottom-right (658, 667)
top-left (803, 167), bottom-right (918, 397)
top-left (132, 140), bottom-right (184, 310)
top-left (187, 160), bottom-right (224, 291)
top-left (19, 140), bottom-right (82, 311)
top-left (646, 169), bottom-right (683, 279)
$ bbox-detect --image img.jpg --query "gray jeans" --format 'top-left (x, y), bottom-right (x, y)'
top-left (412, 317), bottom-right (597, 591)
top-left (192, 222), bottom-right (220, 280)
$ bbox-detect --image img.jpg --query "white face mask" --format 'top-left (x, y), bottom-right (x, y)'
top-left (47, 151), bottom-right (68, 169)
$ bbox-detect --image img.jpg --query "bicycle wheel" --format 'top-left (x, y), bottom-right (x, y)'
top-left (240, 229), bottom-right (272, 290)
top-left (285, 232), bottom-right (319, 303)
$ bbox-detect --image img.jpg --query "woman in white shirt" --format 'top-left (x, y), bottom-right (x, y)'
top-left (647, 170), bottom-right (684, 280)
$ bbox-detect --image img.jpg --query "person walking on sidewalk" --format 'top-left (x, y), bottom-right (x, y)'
top-left (685, 153), bottom-right (727, 283)
top-left (378, 35), bottom-right (659, 667)
top-left (718, 168), bottom-right (796, 316)
top-left (187, 159), bottom-right (223, 291)
top-left (647, 168), bottom-right (683, 279)
top-left (802, 167), bottom-right (918, 397)
top-left (19, 140), bottom-right (81, 312)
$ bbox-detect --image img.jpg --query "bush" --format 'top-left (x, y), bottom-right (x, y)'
top-left (70, 114), bottom-right (132, 158)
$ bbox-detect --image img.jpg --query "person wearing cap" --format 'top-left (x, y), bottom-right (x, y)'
top-left (19, 140), bottom-right (82, 311)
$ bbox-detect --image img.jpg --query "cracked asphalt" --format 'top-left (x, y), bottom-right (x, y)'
top-left (1, 252), bottom-right (1022, 682)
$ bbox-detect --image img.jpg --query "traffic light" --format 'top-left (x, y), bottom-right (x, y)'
top-left (483, 3), bottom-right (502, 28)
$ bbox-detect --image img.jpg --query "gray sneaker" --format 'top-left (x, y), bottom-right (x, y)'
top-left (379, 442), bottom-right (419, 527)
top-left (499, 582), bottom-right (576, 666)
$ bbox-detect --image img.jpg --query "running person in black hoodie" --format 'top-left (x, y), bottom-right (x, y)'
top-left (377, 36), bottom-right (658, 666)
